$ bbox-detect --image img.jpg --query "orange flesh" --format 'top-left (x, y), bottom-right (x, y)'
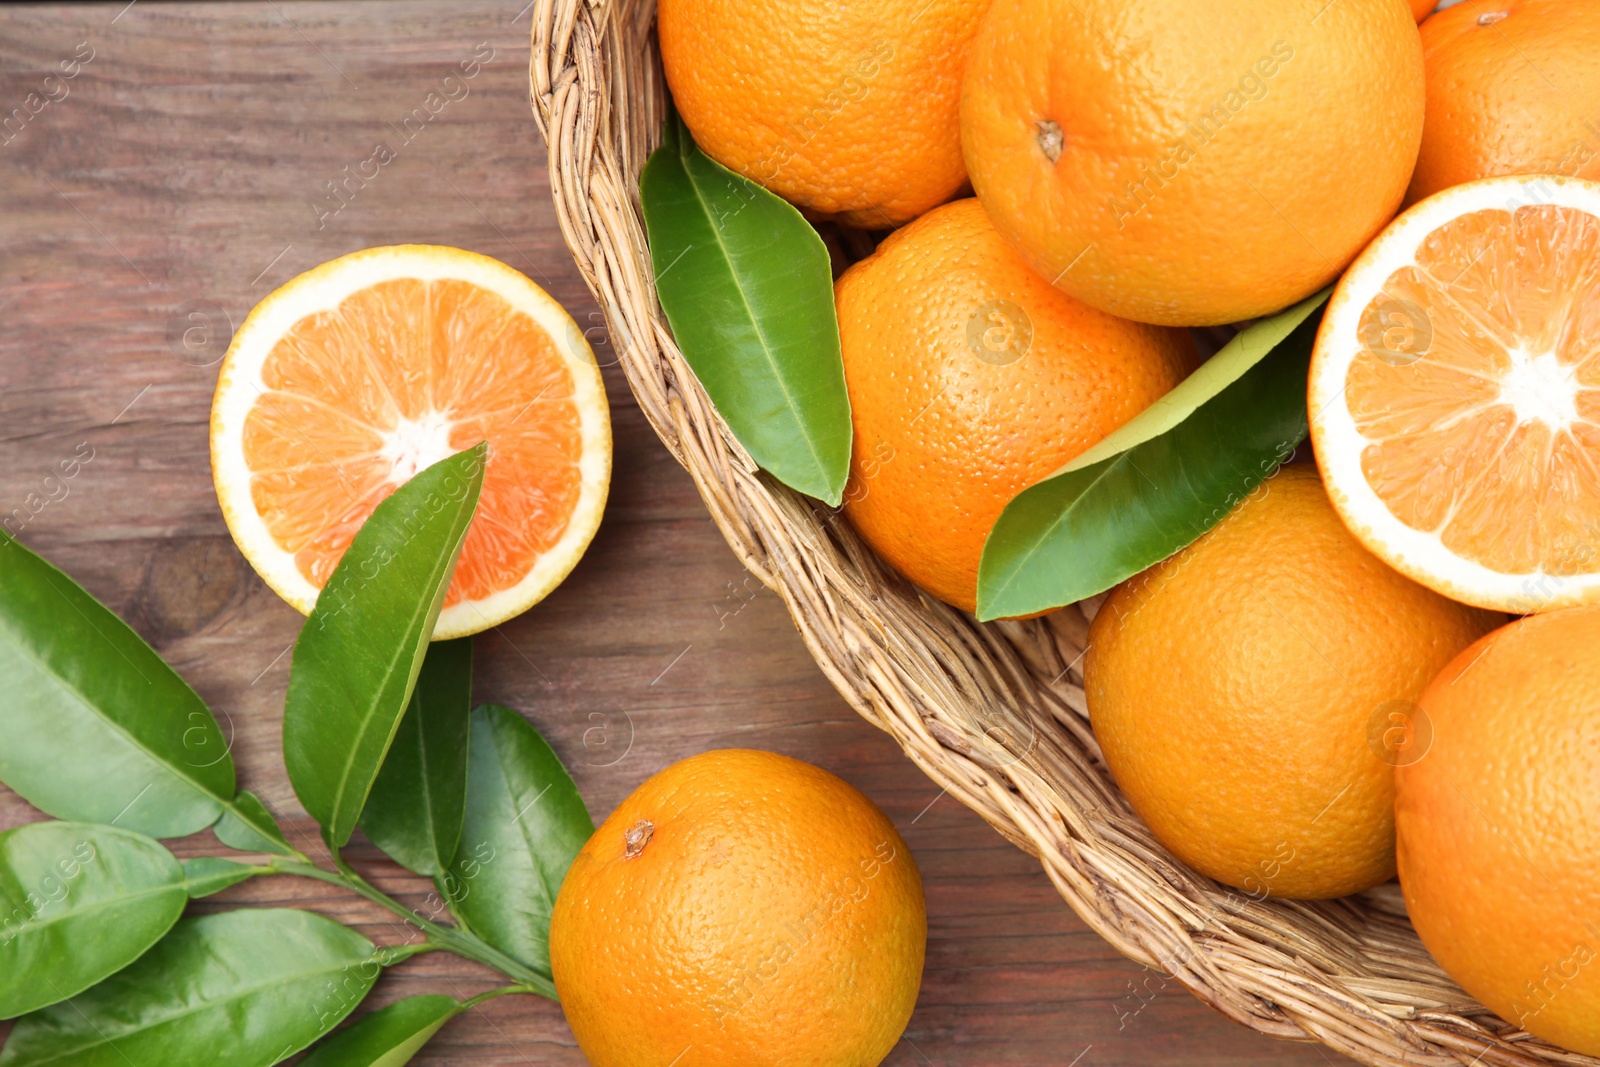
top-left (1346, 205), bottom-right (1600, 575)
top-left (242, 278), bottom-right (582, 606)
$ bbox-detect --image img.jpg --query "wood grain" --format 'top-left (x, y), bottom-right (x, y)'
top-left (0, 4), bottom-right (1349, 1064)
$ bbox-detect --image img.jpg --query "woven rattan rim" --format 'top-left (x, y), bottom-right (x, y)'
top-left (527, 4), bottom-right (1590, 1063)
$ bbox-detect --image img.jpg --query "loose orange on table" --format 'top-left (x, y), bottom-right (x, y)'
top-left (210, 245), bottom-right (611, 639)
top-left (1408, 0), bottom-right (1600, 202)
top-left (834, 198), bottom-right (1195, 613)
top-left (1309, 176), bottom-right (1600, 613)
top-left (550, 749), bottom-right (926, 1067)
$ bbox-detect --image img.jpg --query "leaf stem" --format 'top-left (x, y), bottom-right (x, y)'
top-left (460, 984), bottom-right (537, 1010)
top-left (269, 856), bottom-right (557, 999)
top-left (218, 797), bottom-right (310, 864)
top-left (374, 940), bottom-right (438, 966)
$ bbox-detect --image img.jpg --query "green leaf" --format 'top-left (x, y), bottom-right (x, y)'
top-left (214, 790), bottom-right (296, 858)
top-left (0, 909), bottom-right (381, 1067)
top-left (443, 705), bottom-right (593, 977)
top-left (360, 637), bottom-right (473, 876)
top-left (640, 111), bottom-right (851, 505)
top-left (180, 857), bottom-right (264, 899)
top-left (285, 446), bottom-right (486, 848)
top-left (299, 995), bottom-right (461, 1067)
top-left (0, 822), bottom-right (186, 1019)
top-left (0, 535), bottom-right (234, 837)
top-left (977, 291), bottom-right (1329, 620)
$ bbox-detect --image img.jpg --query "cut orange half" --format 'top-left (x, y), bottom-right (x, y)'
top-left (211, 245), bottom-right (610, 639)
top-left (1309, 176), bottom-right (1600, 614)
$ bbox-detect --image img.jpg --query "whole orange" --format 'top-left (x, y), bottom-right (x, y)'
top-left (657, 0), bottom-right (989, 227)
top-left (1412, 0), bottom-right (1436, 21)
top-left (1396, 605), bottom-right (1600, 1055)
top-left (835, 198), bottom-right (1195, 614)
top-left (959, 0), bottom-right (1425, 326)
top-left (1085, 466), bottom-right (1500, 899)
top-left (550, 749), bottom-right (926, 1067)
top-left (1407, 0), bottom-right (1600, 202)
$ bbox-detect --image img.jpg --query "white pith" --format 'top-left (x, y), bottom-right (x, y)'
top-left (381, 409), bottom-right (460, 483)
top-left (1497, 347), bottom-right (1581, 432)
top-left (1309, 176), bottom-right (1600, 614)
top-left (210, 245), bottom-right (612, 639)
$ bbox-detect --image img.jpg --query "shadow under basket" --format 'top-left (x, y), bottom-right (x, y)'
top-left (526, 3), bottom-right (1590, 1064)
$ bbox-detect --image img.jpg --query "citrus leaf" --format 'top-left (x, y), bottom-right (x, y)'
top-left (214, 790), bottom-right (295, 858)
top-left (0, 534), bottom-right (234, 837)
top-left (284, 445), bottom-right (485, 849)
top-left (299, 995), bottom-right (461, 1067)
top-left (360, 638), bottom-right (473, 877)
top-left (180, 857), bottom-right (264, 899)
top-left (442, 705), bottom-right (593, 977)
top-left (0, 909), bottom-right (381, 1067)
top-left (977, 291), bottom-right (1329, 620)
top-left (640, 111), bottom-right (851, 505)
top-left (0, 822), bottom-right (186, 1019)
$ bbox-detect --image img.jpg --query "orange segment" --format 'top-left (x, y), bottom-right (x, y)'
top-left (1310, 177), bottom-right (1600, 613)
top-left (249, 460), bottom-right (392, 558)
top-left (212, 245), bottom-right (610, 639)
top-left (260, 314), bottom-right (398, 428)
top-left (427, 278), bottom-right (511, 411)
top-left (1411, 208), bottom-right (1521, 350)
top-left (342, 278), bottom-right (430, 420)
top-left (448, 311), bottom-right (577, 418)
top-left (240, 392), bottom-right (386, 473)
top-left (446, 407), bottom-right (585, 606)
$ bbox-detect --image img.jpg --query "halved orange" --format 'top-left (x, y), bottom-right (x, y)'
top-left (1309, 176), bottom-right (1600, 614)
top-left (211, 245), bottom-right (610, 639)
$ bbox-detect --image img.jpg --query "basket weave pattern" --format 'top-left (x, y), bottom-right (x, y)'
top-left (527, 3), bottom-right (1590, 1063)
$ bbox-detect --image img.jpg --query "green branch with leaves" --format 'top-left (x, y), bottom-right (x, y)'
top-left (0, 444), bottom-right (593, 1067)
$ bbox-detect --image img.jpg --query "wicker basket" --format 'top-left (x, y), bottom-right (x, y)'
top-left (527, 4), bottom-right (1590, 1064)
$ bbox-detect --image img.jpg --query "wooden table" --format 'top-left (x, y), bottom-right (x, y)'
top-left (0, 5), bottom-right (1352, 1064)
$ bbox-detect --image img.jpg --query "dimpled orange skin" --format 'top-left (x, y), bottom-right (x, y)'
top-left (960, 0), bottom-right (1425, 326)
top-left (1085, 467), bottom-right (1501, 899)
top-left (836, 198), bottom-right (1196, 614)
top-left (657, 0), bottom-right (989, 227)
top-left (1396, 606), bottom-right (1600, 1055)
top-left (1407, 0), bottom-right (1600, 203)
top-left (549, 749), bottom-right (926, 1067)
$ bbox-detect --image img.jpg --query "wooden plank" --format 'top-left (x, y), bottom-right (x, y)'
top-left (0, 3), bottom-right (1348, 1064)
